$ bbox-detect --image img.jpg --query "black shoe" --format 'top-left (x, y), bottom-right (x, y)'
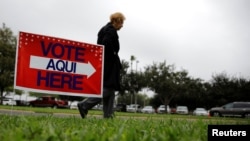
top-left (77, 103), bottom-right (88, 118)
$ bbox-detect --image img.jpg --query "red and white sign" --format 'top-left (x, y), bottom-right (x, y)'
top-left (14, 31), bottom-right (104, 97)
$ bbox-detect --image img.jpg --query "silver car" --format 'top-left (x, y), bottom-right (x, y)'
top-left (176, 106), bottom-right (189, 114)
top-left (157, 105), bottom-right (171, 114)
top-left (3, 98), bottom-right (17, 106)
top-left (209, 102), bottom-right (250, 118)
top-left (141, 106), bottom-right (155, 114)
top-left (193, 108), bottom-right (209, 116)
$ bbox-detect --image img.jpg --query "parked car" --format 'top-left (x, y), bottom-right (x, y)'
top-left (141, 106), bottom-right (155, 114)
top-left (157, 105), bottom-right (171, 114)
top-left (209, 102), bottom-right (250, 118)
top-left (193, 108), bottom-right (209, 116)
top-left (92, 104), bottom-right (103, 110)
top-left (176, 106), bottom-right (189, 114)
top-left (15, 100), bottom-right (29, 106)
top-left (28, 96), bottom-right (69, 109)
top-left (2, 98), bottom-right (17, 106)
top-left (69, 101), bottom-right (79, 110)
top-left (170, 108), bottom-right (177, 114)
top-left (127, 104), bottom-right (141, 113)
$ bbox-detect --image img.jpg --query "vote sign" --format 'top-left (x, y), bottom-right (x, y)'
top-left (14, 31), bottom-right (104, 97)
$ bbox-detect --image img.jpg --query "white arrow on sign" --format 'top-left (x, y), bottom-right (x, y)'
top-left (29, 55), bottom-right (96, 78)
top-left (76, 61), bottom-right (96, 78)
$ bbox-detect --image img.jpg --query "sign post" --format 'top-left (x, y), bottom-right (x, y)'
top-left (14, 31), bottom-right (104, 97)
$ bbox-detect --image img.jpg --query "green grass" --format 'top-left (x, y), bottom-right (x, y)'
top-left (0, 106), bottom-right (250, 141)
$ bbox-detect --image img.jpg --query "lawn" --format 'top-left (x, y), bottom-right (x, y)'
top-left (0, 105), bottom-right (249, 141)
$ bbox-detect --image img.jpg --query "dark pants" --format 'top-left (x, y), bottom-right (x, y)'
top-left (79, 88), bottom-right (115, 118)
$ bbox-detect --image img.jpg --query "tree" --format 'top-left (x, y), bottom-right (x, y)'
top-left (117, 92), bottom-right (150, 107)
top-left (144, 61), bottom-right (177, 106)
top-left (0, 23), bottom-right (16, 104)
top-left (208, 72), bottom-right (250, 107)
top-left (144, 61), bottom-right (203, 109)
top-left (130, 55), bottom-right (136, 72)
top-left (118, 58), bottom-right (147, 106)
top-left (173, 76), bottom-right (206, 110)
top-left (129, 55), bottom-right (137, 102)
top-left (119, 59), bottom-right (130, 95)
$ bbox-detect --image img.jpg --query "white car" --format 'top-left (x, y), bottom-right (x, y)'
top-left (69, 101), bottom-right (79, 109)
top-left (193, 108), bottom-right (209, 116)
top-left (127, 104), bottom-right (141, 112)
top-left (3, 98), bottom-right (17, 106)
top-left (141, 106), bottom-right (155, 114)
top-left (176, 106), bottom-right (189, 114)
top-left (157, 105), bottom-right (171, 113)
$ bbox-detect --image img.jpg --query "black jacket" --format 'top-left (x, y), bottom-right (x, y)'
top-left (97, 22), bottom-right (121, 91)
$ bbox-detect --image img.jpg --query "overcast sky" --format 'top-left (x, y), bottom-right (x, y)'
top-left (1, 0), bottom-right (250, 82)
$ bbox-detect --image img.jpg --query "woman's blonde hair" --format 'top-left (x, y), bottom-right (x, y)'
top-left (110, 12), bottom-right (126, 23)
